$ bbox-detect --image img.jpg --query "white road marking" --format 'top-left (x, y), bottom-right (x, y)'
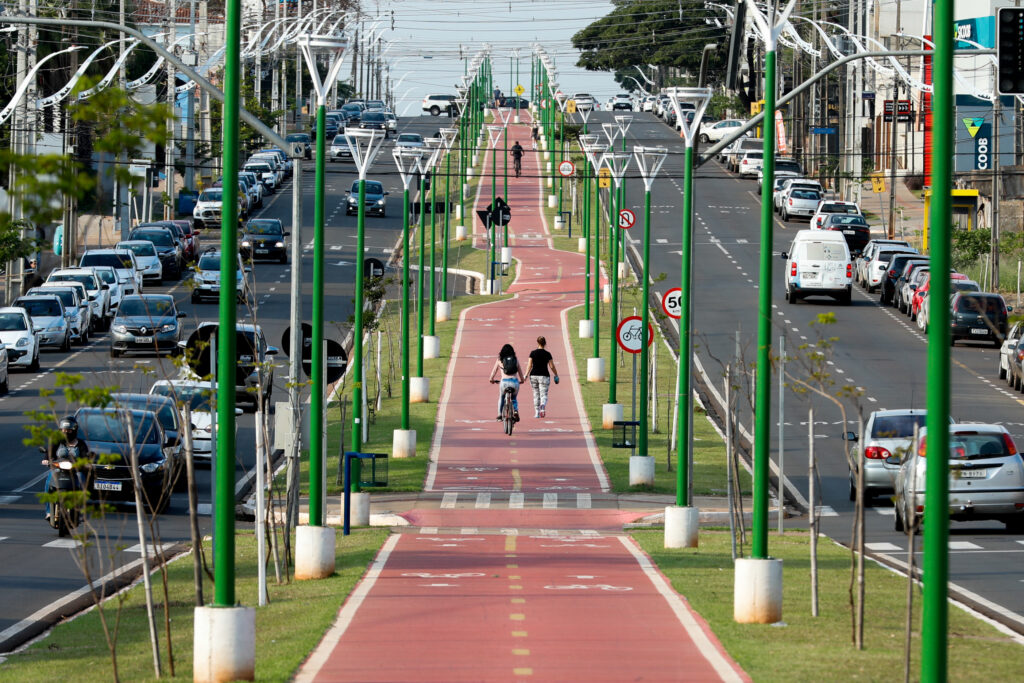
top-left (577, 493), bottom-right (592, 509)
top-left (460, 528), bottom-right (478, 535)
top-left (0, 495), bottom-right (21, 504)
top-left (948, 541), bottom-right (983, 551)
top-left (815, 505), bottom-right (838, 517)
top-left (543, 493), bottom-right (557, 509)
top-left (474, 493), bottom-right (491, 509)
top-left (43, 539), bottom-right (83, 549)
top-left (440, 492), bottom-right (458, 509)
top-left (509, 492), bottom-right (524, 509)
top-left (419, 527), bottom-right (439, 534)
top-left (866, 542), bottom-right (902, 552)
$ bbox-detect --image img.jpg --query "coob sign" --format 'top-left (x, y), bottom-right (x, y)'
top-left (364, 257), bottom-right (385, 279)
top-left (558, 160), bottom-right (575, 177)
top-left (616, 316), bottom-right (653, 354)
top-left (661, 288), bottom-right (682, 319)
top-left (618, 209), bottom-right (636, 230)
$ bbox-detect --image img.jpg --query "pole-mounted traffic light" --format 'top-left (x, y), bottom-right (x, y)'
top-left (997, 8), bottom-right (1024, 95)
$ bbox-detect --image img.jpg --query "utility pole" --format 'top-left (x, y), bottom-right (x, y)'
top-left (992, 94), bottom-right (1001, 289)
top-left (185, 0), bottom-right (197, 191)
top-left (165, 0), bottom-right (177, 220)
top-left (887, 2), bottom-right (901, 239)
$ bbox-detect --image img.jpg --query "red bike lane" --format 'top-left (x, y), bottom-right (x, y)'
top-left (295, 116), bottom-right (747, 682)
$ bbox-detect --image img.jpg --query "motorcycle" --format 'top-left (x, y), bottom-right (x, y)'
top-left (40, 448), bottom-right (86, 537)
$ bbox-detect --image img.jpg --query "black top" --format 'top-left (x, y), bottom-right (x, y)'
top-left (528, 348), bottom-right (553, 377)
top-left (510, 144), bottom-right (524, 159)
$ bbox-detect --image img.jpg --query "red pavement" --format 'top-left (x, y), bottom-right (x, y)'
top-left (295, 113), bottom-right (747, 682)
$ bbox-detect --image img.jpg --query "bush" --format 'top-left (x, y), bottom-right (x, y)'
top-left (951, 227), bottom-right (990, 271)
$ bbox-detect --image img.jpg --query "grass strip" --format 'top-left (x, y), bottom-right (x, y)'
top-left (633, 529), bottom-right (1023, 681)
top-left (0, 529), bottom-right (389, 683)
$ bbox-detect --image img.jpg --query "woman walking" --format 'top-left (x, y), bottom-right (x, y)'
top-left (523, 336), bottom-right (560, 418)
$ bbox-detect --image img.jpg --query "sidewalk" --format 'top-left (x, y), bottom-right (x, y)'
top-left (295, 113), bottom-right (747, 682)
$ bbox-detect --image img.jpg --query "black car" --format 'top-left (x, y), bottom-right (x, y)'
top-left (130, 225), bottom-right (185, 278)
top-left (286, 132), bottom-right (312, 160)
top-left (109, 294), bottom-right (185, 357)
top-left (110, 392), bottom-right (185, 487)
top-left (880, 254), bottom-right (928, 306)
top-left (497, 96), bottom-right (529, 109)
top-left (240, 218), bottom-right (289, 263)
top-left (345, 180), bottom-right (389, 217)
top-left (76, 407), bottom-right (176, 513)
top-left (358, 111), bottom-right (389, 137)
top-left (820, 214), bottom-right (871, 255)
top-left (950, 292), bottom-right (1011, 347)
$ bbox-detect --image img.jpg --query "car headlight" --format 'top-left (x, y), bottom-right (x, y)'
top-left (376, 199), bottom-right (385, 205)
top-left (112, 323), bottom-right (128, 333)
top-left (159, 322), bottom-right (177, 333)
top-left (16, 337), bottom-right (29, 347)
top-left (274, 241), bottom-right (285, 248)
top-left (139, 459), bottom-right (166, 473)
top-left (241, 240), bottom-right (251, 247)
top-left (49, 321), bottom-right (64, 331)
top-left (348, 196), bottom-right (357, 204)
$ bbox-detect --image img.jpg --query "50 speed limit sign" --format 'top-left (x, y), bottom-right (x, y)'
top-left (661, 288), bottom-right (682, 319)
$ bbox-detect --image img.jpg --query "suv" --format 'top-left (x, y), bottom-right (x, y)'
top-left (191, 248), bottom-right (253, 304)
top-left (949, 292), bottom-right (1011, 347)
top-left (346, 180), bottom-right (389, 217)
top-left (128, 226), bottom-right (185, 279)
top-left (189, 321), bottom-right (279, 409)
top-left (422, 94), bottom-right (456, 116)
top-left (610, 93), bottom-right (633, 110)
top-left (572, 93), bottom-right (595, 112)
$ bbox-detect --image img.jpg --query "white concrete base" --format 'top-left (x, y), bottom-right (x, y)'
top-left (193, 606), bottom-right (255, 683)
top-left (435, 300), bottom-right (451, 322)
top-left (472, 155), bottom-right (479, 167)
top-left (629, 455), bottom-right (655, 486)
top-left (423, 335), bottom-right (441, 359)
top-left (734, 557), bottom-right (784, 624)
top-left (578, 237), bottom-right (587, 253)
top-left (455, 204), bottom-right (462, 220)
top-left (544, 150), bottom-right (551, 160)
top-left (664, 505), bottom-right (700, 548)
top-left (484, 279), bottom-right (501, 295)
top-left (501, 246), bottom-right (511, 267)
top-left (546, 176), bottom-right (554, 188)
top-left (392, 429), bottom-right (417, 458)
top-left (455, 224), bottom-right (468, 241)
top-left (351, 492), bottom-right (371, 526)
top-left (602, 403), bottom-right (623, 430)
top-left (547, 194), bottom-right (557, 207)
top-left (410, 376), bottom-right (430, 403)
top-left (466, 168), bottom-right (474, 180)
top-left (602, 284), bottom-right (612, 303)
top-left (554, 216), bottom-right (565, 230)
top-left (579, 319), bottom-right (593, 338)
top-left (295, 525), bottom-right (336, 580)
top-left (587, 357), bottom-right (605, 382)
top-left (514, 114), bottom-right (521, 124)
top-left (618, 261), bottom-right (627, 279)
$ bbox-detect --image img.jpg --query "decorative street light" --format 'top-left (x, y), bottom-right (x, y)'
top-left (416, 138), bottom-right (444, 369)
top-left (663, 86), bottom-right (711, 549)
top-left (613, 115), bottom-right (633, 280)
top-left (391, 147), bottom-right (426, 459)
top-left (599, 150), bottom-right (630, 433)
top-left (437, 126), bottom-right (459, 323)
top-left (582, 138), bottom-right (607, 384)
top-left (510, 48), bottom-right (521, 124)
top-left (553, 90), bottom-right (568, 214)
top-left (578, 133), bottom-right (600, 341)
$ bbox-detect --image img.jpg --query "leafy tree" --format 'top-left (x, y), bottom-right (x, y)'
top-left (951, 226), bottom-right (991, 272)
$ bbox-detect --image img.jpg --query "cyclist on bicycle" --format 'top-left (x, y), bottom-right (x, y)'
top-left (488, 343), bottom-right (524, 422)
top-left (510, 141), bottom-right (525, 177)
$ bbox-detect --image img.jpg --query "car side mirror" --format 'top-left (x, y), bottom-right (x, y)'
top-left (1007, 306), bottom-right (1014, 313)
top-left (266, 346), bottom-right (279, 356)
top-left (780, 252), bottom-right (788, 260)
top-left (177, 311), bottom-right (187, 318)
top-left (384, 191), bottom-right (390, 196)
top-left (234, 408), bottom-right (243, 416)
top-left (89, 294), bottom-right (97, 301)
top-left (101, 284), bottom-right (109, 291)
top-left (283, 231), bottom-right (291, 237)
top-left (843, 431), bottom-right (859, 443)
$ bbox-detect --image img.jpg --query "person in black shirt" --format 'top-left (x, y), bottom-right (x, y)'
top-left (43, 415), bottom-right (90, 519)
top-left (522, 336), bottom-right (560, 418)
top-left (510, 141), bottom-right (524, 177)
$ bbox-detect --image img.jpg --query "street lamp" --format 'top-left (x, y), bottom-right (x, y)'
top-left (510, 48), bottom-right (521, 124)
top-left (582, 138), bottom-right (607, 383)
top-left (553, 90), bottom-right (568, 214)
top-left (613, 115), bottom-right (633, 278)
top-left (599, 150), bottom-right (630, 433)
top-left (294, 30), bottom-right (348, 582)
top-left (391, 147), bottom-right (426, 459)
top-left (415, 138), bottom-right (444, 370)
top-left (663, 86), bottom-right (710, 548)
top-left (437, 126), bottom-right (458, 323)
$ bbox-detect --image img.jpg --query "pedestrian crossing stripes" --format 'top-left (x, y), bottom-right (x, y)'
top-left (815, 505), bottom-right (839, 517)
top-left (543, 493), bottom-right (558, 509)
top-left (509, 492), bottom-right (524, 509)
top-left (441, 492), bottom-right (458, 509)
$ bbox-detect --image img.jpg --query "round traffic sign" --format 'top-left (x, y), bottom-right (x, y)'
top-left (618, 209), bottom-right (636, 230)
top-left (280, 323), bottom-right (313, 357)
top-left (661, 288), bottom-right (682, 320)
top-left (558, 160), bottom-right (575, 177)
top-left (281, 324), bottom-right (349, 382)
top-left (364, 257), bottom-right (385, 279)
top-left (615, 316), bottom-right (653, 354)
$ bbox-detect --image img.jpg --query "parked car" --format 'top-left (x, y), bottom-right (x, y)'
top-left (819, 214), bottom-right (871, 255)
top-left (130, 226), bottom-right (186, 277)
top-left (997, 320), bottom-right (1024, 382)
top-left (14, 295), bottom-right (70, 350)
top-left (780, 229), bottom-right (853, 305)
top-left (345, 180), bottom-right (389, 217)
top-left (775, 179), bottom-right (823, 214)
top-left (0, 306), bottom-right (40, 370)
top-left (699, 118), bottom-right (746, 144)
top-left (244, 161), bottom-right (278, 193)
top-left (895, 423), bottom-right (1024, 533)
top-left (238, 171), bottom-right (265, 211)
top-left (861, 245), bottom-right (917, 292)
top-left (726, 138), bottom-right (762, 171)
top-left (892, 260), bottom-right (931, 313)
top-left (88, 266), bottom-right (123, 320)
top-left (610, 93), bottom-right (633, 110)
top-left (949, 292), bottom-right (1010, 347)
top-left (240, 218), bottom-right (289, 263)
top-left (116, 240), bottom-right (163, 285)
top-left (756, 158), bottom-right (802, 193)
top-left (736, 150), bottom-right (764, 177)
top-left (879, 254), bottom-right (927, 306)
top-left (897, 266), bottom-right (931, 316)
top-left (916, 278), bottom-right (980, 334)
top-left (422, 94), bottom-right (456, 116)
top-left (191, 248), bottom-right (253, 304)
top-left (79, 249), bottom-right (141, 296)
top-left (109, 294), bottom-right (185, 358)
top-left (811, 200), bottom-right (862, 229)
top-left (48, 266), bottom-right (112, 327)
top-left (856, 239), bottom-right (912, 286)
top-left (779, 188), bottom-right (822, 221)
top-left (1001, 331), bottom-right (1024, 390)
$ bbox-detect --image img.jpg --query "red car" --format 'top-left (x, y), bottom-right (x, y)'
top-left (910, 272), bottom-right (969, 321)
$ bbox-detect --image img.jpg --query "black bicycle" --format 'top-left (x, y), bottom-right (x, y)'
top-left (492, 380), bottom-right (517, 435)
top-left (513, 155), bottom-right (522, 178)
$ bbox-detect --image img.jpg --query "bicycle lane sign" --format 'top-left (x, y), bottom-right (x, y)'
top-left (615, 315), bottom-right (653, 354)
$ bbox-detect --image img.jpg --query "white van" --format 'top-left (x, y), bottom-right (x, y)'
top-left (781, 230), bottom-right (853, 305)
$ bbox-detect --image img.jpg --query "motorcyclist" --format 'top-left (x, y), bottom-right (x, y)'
top-left (43, 415), bottom-right (90, 520)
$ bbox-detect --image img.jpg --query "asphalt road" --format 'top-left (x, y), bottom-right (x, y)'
top-left (0, 115), bottom-right (458, 652)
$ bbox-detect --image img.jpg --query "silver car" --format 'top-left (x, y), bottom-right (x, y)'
top-left (895, 423), bottom-right (1024, 533)
top-left (27, 286), bottom-right (89, 344)
top-left (14, 295), bottom-right (70, 350)
top-left (779, 188), bottom-right (822, 221)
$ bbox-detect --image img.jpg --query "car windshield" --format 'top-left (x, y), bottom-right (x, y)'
top-left (34, 289), bottom-right (74, 307)
top-left (135, 231), bottom-right (174, 247)
top-left (114, 398), bottom-right (177, 432)
top-left (119, 242), bottom-right (156, 257)
top-left (150, 384), bottom-right (212, 411)
top-left (804, 242), bottom-right (846, 261)
top-left (286, 134), bottom-right (308, 142)
top-left (0, 312), bottom-right (27, 331)
top-left (18, 298), bottom-right (61, 316)
top-left (872, 414), bottom-right (926, 439)
top-left (823, 203), bottom-right (858, 214)
top-left (246, 164), bottom-right (271, 173)
top-left (398, 134), bottom-right (421, 143)
top-left (776, 161), bottom-right (801, 173)
top-left (745, 152), bottom-right (763, 159)
top-left (199, 190), bottom-right (222, 202)
top-left (953, 281), bottom-right (980, 292)
top-left (352, 181), bottom-right (384, 194)
top-left (198, 254), bottom-right (221, 270)
top-left (79, 411), bottom-right (161, 445)
top-left (957, 295), bottom-right (1004, 314)
top-left (50, 273), bottom-right (97, 289)
top-left (791, 190), bottom-right (821, 200)
top-left (245, 220), bottom-right (283, 235)
top-left (829, 216), bottom-right (868, 226)
top-left (362, 113), bottom-right (385, 122)
top-left (948, 432), bottom-right (1012, 460)
top-left (82, 253), bottom-right (133, 269)
top-left (118, 297), bottom-right (173, 317)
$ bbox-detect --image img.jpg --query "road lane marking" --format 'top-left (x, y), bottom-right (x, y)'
top-left (14, 472), bottom-right (48, 492)
top-left (505, 535), bottom-right (517, 553)
top-left (543, 493), bottom-right (557, 508)
top-left (440, 492), bottom-right (457, 509)
top-left (866, 542), bottom-right (901, 552)
top-left (0, 495), bottom-right (21, 504)
top-left (475, 492), bottom-right (491, 509)
top-left (511, 469), bottom-right (522, 491)
top-left (509, 492), bottom-right (524, 508)
top-left (948, 541), bottom-right (983, 550)
top-left (419, 527), bottom-right (438, 534)
top-left (577, 493), bottom-right (591, 509)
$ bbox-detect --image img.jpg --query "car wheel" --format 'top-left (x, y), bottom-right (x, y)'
top-left (786, 287), bottom-right (797, 304)
top-left (110, 347), bottom-right (121, 358)
top-left (894, 505), bottom-right (905, 532)
top-left (848, 478), bottom-right (856, 502)
top-left (840, 289), bottom-right (852, 306)
top-left (0, 372), bottom-right (8, 394)
top-left (430, 105), bottom-right (440, 116)
top-left (191, 291), bottom-right (200, 304)
top-left (61, 332), bottom-right (71, 352)
top-left (699, 133), bottom-right (709, 143)
top-left (781, 209), bottom-right (789, 221)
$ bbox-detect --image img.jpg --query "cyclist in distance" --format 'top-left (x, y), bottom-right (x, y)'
top-left (510, 141), bottom-right (525, 177)
top-left (488, 343), bottom-right (524, 422)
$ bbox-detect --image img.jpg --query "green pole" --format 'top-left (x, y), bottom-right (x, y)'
top-left (400, 184), bottom-right (411, 430)
top-left (592, 170), bottom-right (601, 358)
top-left (442, 146), bottom-right (451, 302)
top-left (608, 182), bottom-right (618, 404)
top-left (309, 102), bottom-right (327, 530)
top-left (638, 186), bottom-right (652, 457)
top-left (352, 176), bottom-right (367, 455)
top-left (752, 44), bottom-right (777, 560)
top-left (503, 127), bottom-right (508, 247)
top-left (677, 143), bottom-right (695, 507)
top-left (583, 161), bottom-right (590, 320)
top-left (417, 173), bottom-right (426, 375)
top-left (429, 164), bottom-right (437, 336)
top-left (557, 107), bottom-right (564, 213)
top-left (214, 0), bottom-right (241, 607)
top-left (922, 0), bottom-right (953, 676)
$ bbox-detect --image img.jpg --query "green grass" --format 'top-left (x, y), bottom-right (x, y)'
top-left (633, 529), bottom-right (1023, 681)
top-left (0, 529), bottom-right (389, 683)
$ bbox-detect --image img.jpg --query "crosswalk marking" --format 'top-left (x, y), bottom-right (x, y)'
top-left (543, 493), bottom-right (557, 509)
top-left (475, 493), bottom-right (491, 509)
top-left (577, 493), bottom-right (591, 509)
top-left (873, 508), bottom-right (896, 516)
top-left (865, 542), bottom-right (902, 552)
top-left (460, 528), bottom-right (478, 535)
top-left (949, 541), bottom-right (983, 551)
top-left (420, 527), bottom-right (438, 534)
top-left (441, 493), bottom-right (458, 509)
top-left (815, 505), bottom-right (838, 517)
top-left (0, 495), bottom-right (20, 505)
top-left (43, 539), bottom-right (82, 549)
top-left (509, 492), bottom-right (524, 509)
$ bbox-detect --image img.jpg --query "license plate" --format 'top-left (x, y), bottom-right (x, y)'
top-left (134, 336), bottom-right (153, 344)
top-left (955, 469), bottom-right (986, 479)
top-left (970, 328), bottom-right (988, 335)
top-left (255, 249), bottom-right (268, 254)
top-left (95, 480), bottom-right (123, 491)
top-left (843, 229), bottom-right (856, 235)
top-left (804, 272), bottom-right (818, 279)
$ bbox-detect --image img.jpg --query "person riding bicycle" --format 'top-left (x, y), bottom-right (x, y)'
top-left (488, 343), bottom-right (524, 422)
top-left (43, 415), bottom-right (90, 519)
top-left (510, 141), bottom-right (525, 177)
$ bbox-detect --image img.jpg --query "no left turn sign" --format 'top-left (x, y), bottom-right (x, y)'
top-left (558, 160), bottom-right (575, 177)
top-left (618, 208), bottom-right (636, 230)
top-left (661, 288), bottom-right (682, 319)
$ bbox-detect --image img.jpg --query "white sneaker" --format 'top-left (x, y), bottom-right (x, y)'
top-left (533, 410), bottom-right (539, 418)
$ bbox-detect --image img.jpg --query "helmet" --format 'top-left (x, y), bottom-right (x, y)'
top-left (59, 415), bottom-right (78, 438)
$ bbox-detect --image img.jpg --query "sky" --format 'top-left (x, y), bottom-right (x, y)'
top-left (361, 0), bottom-right (624, 116)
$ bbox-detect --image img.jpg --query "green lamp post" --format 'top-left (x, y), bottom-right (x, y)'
top-left (580, 136), bottom-right (607, 385)
top-left (598, 148), bottom-right (630, 432)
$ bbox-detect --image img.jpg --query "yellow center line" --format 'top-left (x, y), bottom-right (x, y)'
top-left (510, 614), bottom-right (525, 621)
top-left (512, 649), bottom-right (530, 656)
top-left (505, 535), bottom-right (517, 553)
top-left (511, 597), bottom-right (525, 604)
top-left (511, 630), bottom-right (528, 637)
top-left (513, 668), bottom-right (533, 676)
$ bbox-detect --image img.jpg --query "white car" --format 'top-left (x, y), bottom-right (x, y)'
top-left (856, 239), bottom-right (912, 287)
top-left (998, 321), bottom-right (1024, 381)
top-left (421, 94), bottom-right (456, 116)
top-left (810, 199), bottom-right (862, 229)
top-left (88, 266), bottom-right (123, 319)
top-left (699, 119), bottom-right (747, 144)
top-left (80, 249), bottom-right (142, 296)
top-left (779, 187), bottom-right (824, 221)
top-left (15, 295), bottom-right (71, 350)
top-left (149, 379), bottom-right (216, 458)
top-left (116, 240), bottom-right (163, 285)
top-left (239, 171), bottom-right (265, 209)
top-left (46, 267), bottom-right (110, 329)
top-left (774, 179), bottom-right (823, 214)
top-left (0, 306), bottom-right (39, 371)
top-left (244, 162), bottom-right (278, 193)
top-left (756, 158), bottom-right (802, 194)
top-left (641, 95), bottom-right (657, 112)
top-left (780, 229), bottom-right (853, 305)
top-left (736, 150), bottom-right (764, 177)
top-left (572, 92), bottom-right (595, 112)
top-left (330, 134), bottom-right (354, 162)
top-left (395, 133), bottom-right (425, 149)
top-left (29, 285), bottom-right (90, 343)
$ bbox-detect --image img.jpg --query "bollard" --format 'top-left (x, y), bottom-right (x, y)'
top-left (664, 505), bottom-right (700, 548)
top-left (392, 429), bottom-right (417, 458)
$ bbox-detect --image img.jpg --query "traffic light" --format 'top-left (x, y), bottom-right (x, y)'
top-left (997, 7), bottom-right (1024, 95)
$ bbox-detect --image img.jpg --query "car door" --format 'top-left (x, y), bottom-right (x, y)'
top-left (1001, 322), bottom-right (1023, 376)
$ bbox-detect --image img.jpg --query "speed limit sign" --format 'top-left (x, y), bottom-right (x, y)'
top-left (618, 208), bottom-right (636, 229)
top-left (558, 160), bottom-right (576, 177)
top-left (661, 287), bottom-right (682, 319)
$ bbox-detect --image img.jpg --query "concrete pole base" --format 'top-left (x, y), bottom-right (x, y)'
top-left (351, 491), bottom-right (371, 526)
top-left (455, 224), bottom-right (468, 241)
top-left (472, 155), bottom-right (479, 167)
top-left (463, 182), bottom-right (471, 196)
top-left (577, 237), bottom-right (587, 252)
top-left (554, 216), bottom-right (565, 230)
top-left (664, 505), bottom-right (700, 548)
top-left (514, 114), bottom-right (521, 124)
top-left (435, 301), bottom-right (451, 322)
top-left (579, 319), bottom-right (593, 338)
top-left (423, 335), bottom-right (441, 359)
top-left (543, 150), bottom-right (551, 160)
top-left (295, 525), bottom-right (336, 580)
top-left (587, 357), bottom-right (605, 382)
top-left (501, 246), bottom-right (512, 267)
top-left (193, 605), bottom-right (255, 682)
top-left (547, 194), bottom-right (557, 207)
top-left (602, 284), bottom-right (612, 303)
top-left (618, 261), bottom-right (627, 279)
top-left (546, 177), bottom-right (554, 188)
top-left (466, 168), bottom-right (474, 180)
top-left (392, 428), bottom-right (417, 458)
top-left (629, 455), bottom-right (655, 486)
top-left (484, 279), bottom-right (501, 295)
top-left (734, 557), bottom-right (784, 624)
top-left (410, 376), bottom-right (430, 403)
top-left (602, 403), bottom-right (623, 429)
top-left (455, 204), bottom-right (462, 220)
